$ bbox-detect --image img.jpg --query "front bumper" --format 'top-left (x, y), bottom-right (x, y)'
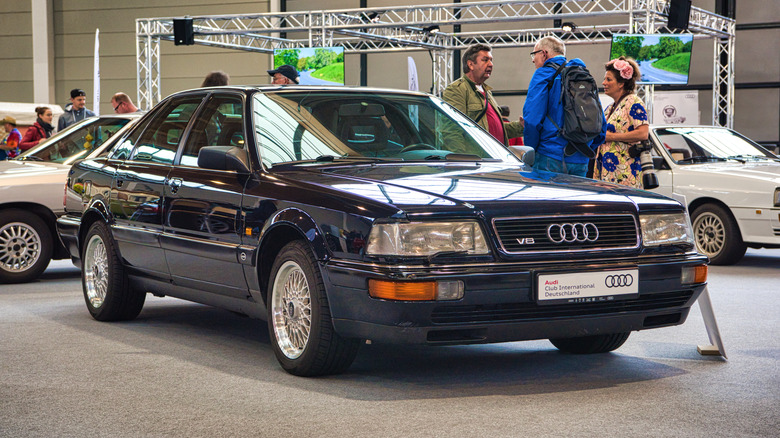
top-left (733, 206), bottom-right (780, 247)
top-left (323, 254), bottom-right (708, 345)
top-left (56, 215), bottom-right (82, 267)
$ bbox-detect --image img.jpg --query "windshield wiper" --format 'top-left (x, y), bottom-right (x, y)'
top-left (18, 156), bottom-right (44, 161)
top-left (272, 155), bottom-right (395, 167)
top-left (422, 153), bottom-right (486, 161)
top-left (724, 154), bottom-right (778, 163)
top-left (676, 156), bottom-right (727, 164)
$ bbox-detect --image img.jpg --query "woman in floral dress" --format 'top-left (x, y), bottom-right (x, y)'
top-left (593, 56), bottom-right (648, 188)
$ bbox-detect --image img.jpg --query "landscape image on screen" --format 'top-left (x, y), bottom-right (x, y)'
top-left (273, 47), bottom-right (345, 86)
top-left (610, 34), bottom-right (693, 84)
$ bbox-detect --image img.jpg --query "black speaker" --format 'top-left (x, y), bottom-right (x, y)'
top-left (173, 18), bottom-right (194, 46)
top-left (668, 0), bottom-right (692, 30)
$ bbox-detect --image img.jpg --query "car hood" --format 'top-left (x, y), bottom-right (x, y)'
top-left (0, 160), bottom-right (70, 212)
top-left (0, 160), bottom-right (70, 178)
top-left (277, 162), bottom-right (681, 216)
top-left (675, 161), bottom-right (780, 185)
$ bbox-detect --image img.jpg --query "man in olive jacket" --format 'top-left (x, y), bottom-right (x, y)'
top-left (443, 43), bottom-right (523, 150)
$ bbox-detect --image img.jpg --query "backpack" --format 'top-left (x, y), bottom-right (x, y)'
top-left (545, 61), bottom-right (604, 158)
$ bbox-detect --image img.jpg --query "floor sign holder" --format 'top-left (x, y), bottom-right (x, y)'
top-left (696, 286), bottom-right (727, 358)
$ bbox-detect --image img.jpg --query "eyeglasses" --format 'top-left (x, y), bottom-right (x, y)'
top-left (530, 49), bottom-right (544, 59)
top-left (113, 102), bottom-right (122, 112)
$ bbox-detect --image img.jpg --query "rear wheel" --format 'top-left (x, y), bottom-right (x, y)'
top-left (550, 332), bottom-right (630, 354)
top-left (691, 203), bottom-right (746, 265)
top-left (82, 221), bottom-right (145, 321)
top-left (0, 209), bottom-right (53, 284)
top-left (267, 240), bottom-right (360, 376)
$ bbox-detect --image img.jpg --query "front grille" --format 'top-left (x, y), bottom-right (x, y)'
top-left (492, 214), bottom-right (639, 254)
top-left (431, 291), bottom-right (694, 324)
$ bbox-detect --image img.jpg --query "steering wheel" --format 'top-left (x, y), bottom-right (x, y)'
top-left (399, 143), bottom-right (437, 153)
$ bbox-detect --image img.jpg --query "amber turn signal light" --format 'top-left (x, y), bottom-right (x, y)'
top-left (368, 279), bottom-right (465, 301)
top-left (368, 280), bottom-right (437, 301)
top-left (682, 264), bottom-right (708, 285)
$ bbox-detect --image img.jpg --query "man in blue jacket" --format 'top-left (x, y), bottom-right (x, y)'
top-left (523, 36), bottom-right (606, 176)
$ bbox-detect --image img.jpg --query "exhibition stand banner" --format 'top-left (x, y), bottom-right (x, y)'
top-left (653, 90), bottom-right (699, 125)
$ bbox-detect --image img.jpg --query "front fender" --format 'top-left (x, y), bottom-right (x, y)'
top-left (259, 207), bottom-right (330, 261)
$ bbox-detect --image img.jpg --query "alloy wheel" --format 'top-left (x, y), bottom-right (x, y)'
top-left (693, 212), bottom-right (725, 257)
top-left (270, 260), bottom-right (312, 360)
top-left (83, 234), bottom-right (109, 308)
top-left (0, 222), bottom-right (41, 274)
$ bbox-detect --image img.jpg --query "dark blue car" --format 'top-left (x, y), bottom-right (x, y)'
top-left (57, 86), bottom-right (708, 376)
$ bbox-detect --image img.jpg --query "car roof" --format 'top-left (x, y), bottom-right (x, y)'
top-left (170, 85), bottom-right (432, 98)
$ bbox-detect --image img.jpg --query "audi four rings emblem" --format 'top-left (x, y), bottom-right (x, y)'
top-left (546, 222), bottom-right (599, 243)
top-left (605, 274), bottom-right (633, 288)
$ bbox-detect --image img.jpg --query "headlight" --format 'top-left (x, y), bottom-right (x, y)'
top-left (640, 213), bottom-right (694, 247)
top-left (774, 187), bottom-right (780, 207)
top-left (366, 221), bottom-right (490, 256)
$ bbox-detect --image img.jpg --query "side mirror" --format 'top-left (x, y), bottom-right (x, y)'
top-left (197, 146), bottom-right (250, 173)
top-left (509, 145), bottom-right (535, 166)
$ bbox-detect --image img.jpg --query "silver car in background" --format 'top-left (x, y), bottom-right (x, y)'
top-left (648, 125), bottom-right (780, 264)
top-left (0, 115), bottom-right (140, 283)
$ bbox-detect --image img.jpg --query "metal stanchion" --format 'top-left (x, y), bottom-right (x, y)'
top-left (696, 286), bottom-right (727, 358)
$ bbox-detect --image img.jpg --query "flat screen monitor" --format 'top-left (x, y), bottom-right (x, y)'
top-left (273, 47), bottom-right (345, 86)
top-left (609, 34), bottom-right (693, 84)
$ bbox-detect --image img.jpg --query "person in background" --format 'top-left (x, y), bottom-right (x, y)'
top-left (267, 65), bottom-right (300, 85)
top-left (592, 56), bottom-right (648, 188)
top-left (1, 116), bottom-right (22, 160)
top-left (111, 92), bottom-right (139, 114)
top-left (201, 71), bottom-right (230, 87)
top-left (58, 89), bottom-right (96, 131)
top-left (523, 35), bottom-right (605, 176)
top-left (19, 106), bottom-right (55, 151)
top-left (442, 43), bottom-right (523, 146)
top-left (499, 105), bottom-right (524, 146)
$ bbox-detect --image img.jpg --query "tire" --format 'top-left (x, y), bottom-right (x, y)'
top-left (691, 203), bottom-right (746, 265)
top-left (82, 221), bottom-right (145, 321)
top-left (550, 332), bottom-right (631, 354)
top-left (267, 240), bottom-right (360, 376)
top-left (0, 209), bottom-right (53, 284)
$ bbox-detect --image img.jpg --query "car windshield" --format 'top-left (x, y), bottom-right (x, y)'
top-left (17, 117), bottom-right (132, 165)
top-left (655, 127), bottom-right (779, 164)
top-left (252, 91), bottom-right (520, 167)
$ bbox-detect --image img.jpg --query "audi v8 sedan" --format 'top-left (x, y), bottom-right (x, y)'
top-left (0, 114), bottom-right (140, 283)
top-left (57, 86), bottom-right (707, 376)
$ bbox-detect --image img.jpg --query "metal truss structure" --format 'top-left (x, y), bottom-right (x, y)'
top-left (136, 0), bottom-right (735, 127)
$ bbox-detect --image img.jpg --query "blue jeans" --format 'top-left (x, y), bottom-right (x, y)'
top-left (533, 153), bottom-right (589, 177)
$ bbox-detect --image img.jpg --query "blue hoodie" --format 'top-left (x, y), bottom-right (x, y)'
top-left (523, 56), bottom-right (606, 164)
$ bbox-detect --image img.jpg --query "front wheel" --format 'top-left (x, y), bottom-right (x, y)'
top-left (691, 203), bottom-right (746, 265)
top-left (549, 332), bottom-right (630, 354)
top-left (0, 209), bottom-right (53, 284)
top-left (267, 240), bottom-right (360, 376)
top-left (82, 221), bottom-right (145, 321)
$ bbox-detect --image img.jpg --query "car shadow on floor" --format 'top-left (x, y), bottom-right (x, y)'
top-left (49, 295), bottom-right (699, 401)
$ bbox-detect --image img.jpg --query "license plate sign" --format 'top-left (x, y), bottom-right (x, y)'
top-left (537, 269), bottom-right (638, 305)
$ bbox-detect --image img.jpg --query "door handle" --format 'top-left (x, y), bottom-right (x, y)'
top-left (168, 178), bottom-right (183, 194)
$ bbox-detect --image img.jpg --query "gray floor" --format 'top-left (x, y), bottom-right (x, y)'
top-left (1, 249), bottom-right (778, 437)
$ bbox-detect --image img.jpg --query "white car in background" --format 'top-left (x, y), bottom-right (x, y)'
top-left (648, 125), bottom-right (780, 265)
top-left (0, 115), bottom-right (140, 283)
